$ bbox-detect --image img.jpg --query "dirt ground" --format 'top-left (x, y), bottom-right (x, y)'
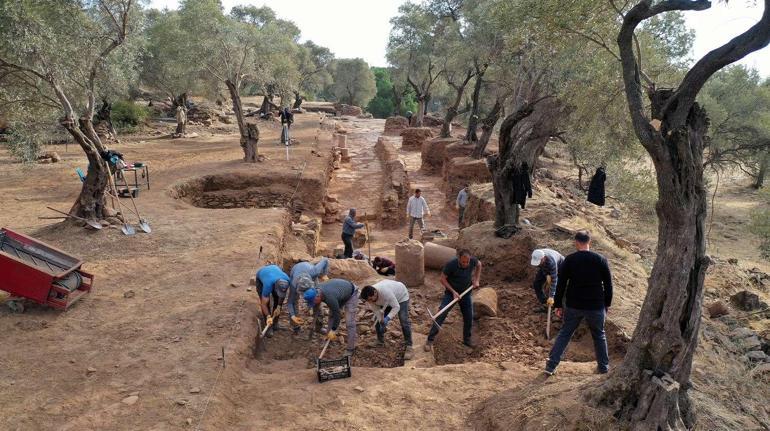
top-left (1, 110), bottom-right (768, 430)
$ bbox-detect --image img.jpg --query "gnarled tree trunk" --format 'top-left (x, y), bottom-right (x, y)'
top-left (595, 92), bottom-right (709, 431)
top-left (225, 78), bottom-right (258, 162)
top-left (754, 150), bottom-right (769, 188)
top-left (472, 98), bottom-right (503, 159)
top-left (292, 91), bottom-right (303, 110)
top-left (64, 117), bottom-right (109, 220)
top-left (243, 122), bottom-right (259, 163)
top-left (465, 64), bottom-right (487, 143)
top-left (440, 69), bottom-right (475, 138)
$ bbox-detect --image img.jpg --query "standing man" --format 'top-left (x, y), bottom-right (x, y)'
top-left (279, 107), bottom-right (294, 145)
top-left (530, 248), bottom-right (565, 313)
top-left (254, 264), bottom-right (291, 337)
top-left (424, 249), bottom-right (483, 351)
top-left (406, 189), bottom-right (431, 239)
top-left (456, 183), bottom-right (470, 228)
top-left (304, 278), bottom-right (359, 356)
top-left (341, 208), bottom-right (365, 258)
top-left (288, 257), bottom-right (330, 330)
top-left (545, 231), bottom-right (613, 375)
top-left (360, 280), bottom-right (414, 359)
top-left (372, 256), bottom-right (396, 276)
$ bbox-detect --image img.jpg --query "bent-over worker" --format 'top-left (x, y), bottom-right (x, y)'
top-left (530, 248), bottom-right (565, 313)
top-left (360, 280), bottom-right (413, 359)
top-left (288, 257), bottom-right (330, 330)
top-left (372, 256), bottom-right (396, 276)
top-left (424, 249), bottom-right (482, 351)
top-left (304, 278), bottom-right (359, 356)
top-left (545, 230), bottom-right (613, 376)
top-left (254, 264), bottom-right (291, 337)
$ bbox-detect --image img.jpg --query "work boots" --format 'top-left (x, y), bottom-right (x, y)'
top-left (404, 346), bottom-right (414, 360)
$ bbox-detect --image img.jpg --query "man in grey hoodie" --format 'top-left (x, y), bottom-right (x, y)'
top-left (341, 208), bottom-right (365, 258)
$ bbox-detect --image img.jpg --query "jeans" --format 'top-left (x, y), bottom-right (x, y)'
top-left (341, 233), bottom-right (354, 258)
top-left (281, 124), bottom-right (291, 144)
top-left (375, 300), bottom-right (413, 346)
top-left (532, 268), bottom-right (549, 304)
top-left (546, 307), bottom-right (609, 372)
top-left (408, 217), bottom-right (425, 239)
top-left (343, 288), bottom-right (359, 350)
top-left (427, 290), bottom-right (473, 343)
top-left (458, 206), bottom-right (465, 227)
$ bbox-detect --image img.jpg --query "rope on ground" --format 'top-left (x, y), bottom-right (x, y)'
top-left (194, 298), bottom-right (248, 431)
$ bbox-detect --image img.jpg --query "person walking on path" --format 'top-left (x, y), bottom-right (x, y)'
top-left (304, 278), bottom-right (359, 356)
top-left (341, 208), bottom-right (365, 258)
top-left (545, 230), bottom-right (613, 376)
top-left (456, 184), bottom-right (469, 228)
top-left (530, 248), bottom-right (565, 313)
top-left (254, 264), bottom-right (291, 337)
top-left (424, 249), bottom-right (483, 351)
top-left (288, 258), bottom-right (330, 330)
top-left (406, 189), bottom-right (431, 239)
top-left (361, 280), bottom-right (414, 359)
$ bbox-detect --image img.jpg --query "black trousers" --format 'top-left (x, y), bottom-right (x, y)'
top-left (342, 233), bottom-right (354, 258)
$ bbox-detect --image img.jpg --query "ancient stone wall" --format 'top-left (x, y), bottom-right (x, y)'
top-left (375, 136), bottom-right (411, 228)
top-left (400, 127), bottom-right (433, 151)
top-left (462, 183), bottom-right (495, 228)
top-left (443, 156), bottom-right (492, 204)
top-left (421, 138), bottom-right (459, 173)
top-left (384, 116), bottom-right (409, 136)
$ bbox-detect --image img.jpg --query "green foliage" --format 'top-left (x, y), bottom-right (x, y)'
top-left (367, 67), bottom-right (395, 118)
top-left (111, 100), bottom-right (149, 131)
top-left (331, 58), bottom-right (377, 107)
top-left (606, 158), bottom-right (659, 215)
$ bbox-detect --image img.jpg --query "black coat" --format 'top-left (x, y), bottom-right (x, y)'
top-left (512, 163), bottom-right (533, 209)
top-left (587, 167), bottom-right (606, 206)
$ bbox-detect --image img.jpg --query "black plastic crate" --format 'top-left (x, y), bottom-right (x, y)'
top-left (316, 356), bottom-right (351, 382)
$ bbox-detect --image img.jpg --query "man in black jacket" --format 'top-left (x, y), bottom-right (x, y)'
top-left (545, 230), bottom-right (612, 375)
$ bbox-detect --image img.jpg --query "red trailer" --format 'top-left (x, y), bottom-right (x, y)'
top-left (0, 228), bottom-right (93, 312)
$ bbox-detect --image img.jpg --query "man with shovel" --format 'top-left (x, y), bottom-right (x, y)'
top-left (424, 249), bottom-right (483, 351)
top-left (530, 248), bottom-right (564, 313)
top-left (360, 280), bottom-right (414, 359)
top-left (255, 264), bottom-right (291, 337)
top-left (304, 278), bottom-right (359, 357)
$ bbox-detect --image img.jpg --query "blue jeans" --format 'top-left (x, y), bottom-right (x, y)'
top-left (375, 300), bottom-right (413, 346)
top-left (547, 307), bottom-right (609, 372)
top-left (427, 290), bottom-right (473, 344)
top-left (532, 268), bottom-right (549, 304)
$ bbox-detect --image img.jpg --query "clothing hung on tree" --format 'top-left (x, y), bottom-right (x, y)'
top-left (512, 162), bottom-right (533, 209)
top-left (587, 167), bottom-right (606, 206)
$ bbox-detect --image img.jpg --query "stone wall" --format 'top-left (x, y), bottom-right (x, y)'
top-left (384, 116), bottom-right (409, 136)
top-left (400, 127), bottom-right (433, 151)
top-left (375, 136), bottom-right (411, 228)
top-left (336, 104), bottom-right (363, 117)
top-left (462, 183), bottom-right (495, 228)
top-left (443, 156), bottom-right (492, 204)
top-left (421, 137), bottom-right (459, 173)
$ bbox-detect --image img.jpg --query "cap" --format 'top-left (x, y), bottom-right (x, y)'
top-left (274, 279), bottom-right (289, 297)
top-left (530, 250), bottom-right (545, 266)
top-left (303, 288), bottom-right (317, 306)
top-left (296, 274), bottom-right (314, 293)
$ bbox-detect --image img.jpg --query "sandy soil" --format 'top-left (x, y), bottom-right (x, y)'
top-left (1, 112), bottom-right (768, 430)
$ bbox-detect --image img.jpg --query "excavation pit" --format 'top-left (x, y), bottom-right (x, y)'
top-left (171, 172), bottom-right (325, 212)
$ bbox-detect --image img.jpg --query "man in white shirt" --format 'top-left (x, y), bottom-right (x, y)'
top-left (406, 188), bottom-right (431, 239)
top-left (360, 280), bottom-right (414, 359)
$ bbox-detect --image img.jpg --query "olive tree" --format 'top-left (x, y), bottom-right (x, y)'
top-left (0, 0), bottom-right (139, 219)
top-left (330, 58), bottom-right (377, 107)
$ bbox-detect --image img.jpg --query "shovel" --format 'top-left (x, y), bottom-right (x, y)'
top-left (113, 166), bottom-right (151, 233)
top-left (426, 285), bottom-right (473, 330)
top-left (104, 165), bottom-right (135, 235)
top-left (546, 305), bottom-right (552, 340)
top-left (105, 189), bottom-right (149, 234)
top-left (46, 207), bottom-right (103, 230)
top-left (364, 212), bottom-right (372, 263)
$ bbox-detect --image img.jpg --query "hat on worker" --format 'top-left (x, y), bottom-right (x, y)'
top-left (530, 249), bottom-right (545, 266)
top-left (274, 279), bottom-right (289, 297)
top-left (296, 274), bottom-right (314, 293)
top-left (304, 288), bottom-right (317, 306)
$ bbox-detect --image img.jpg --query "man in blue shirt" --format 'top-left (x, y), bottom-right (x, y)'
top-left (341, 208), bottom-right (365, 258)
top-left (424, 249), bottom-right (483, 351)
top-left (255, 264), bottom-right (290, 337)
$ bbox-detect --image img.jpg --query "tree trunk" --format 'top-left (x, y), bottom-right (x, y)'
top-left (465, 71), bottom-right (485, 143)
top-left (225, 79), bottom-right (251, 161)
top-left (392, 87), bottom-right (403, 116)
top-left (472, 99), bottom-right (503, 159)
top-left (63, 117), bottom-right (109, 220)
top-left (594, 96), bottom-right (710, 431)
top-left (415, 96), bottom-right (426, 127)
top-left (243, 122), bottom-right (259, 163)
top-left (441, 106), bottom-right (457, 138)
top-left (259, 94), bottom-right (279, 114)
top-left (754, 151), bottom-right (769, 188)
top-left (292, 91), bottom-right (304, 110)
